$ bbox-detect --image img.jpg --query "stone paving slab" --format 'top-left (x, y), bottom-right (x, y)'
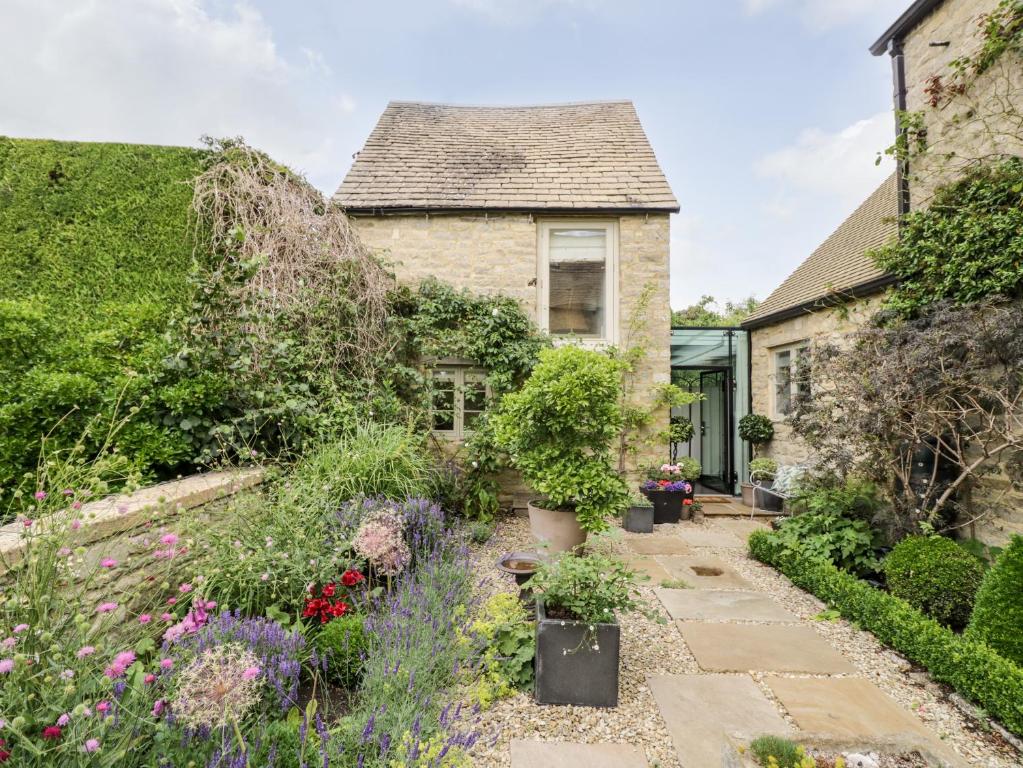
top-left (510, 739), bottom-right (648, 768)
top-left (655, 589), bottom-right (798, 622)
top-left (673, 527), bottom-right (745, 548)
top-left (679, 622), bottom-right (856, 674)
top-left (713, 518), bottom-right (772, 540)
top-left (626, 536), bottom-right (690, 555)
top-left (648, 673), bottom-right (793, 768)
top-left (659, 554), bottom-right (753, 589)
top-left (624, 556), bottom-right (673, 583)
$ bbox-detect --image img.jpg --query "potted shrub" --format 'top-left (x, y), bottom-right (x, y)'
top-left (640, 461), bottom-right (697, 523)
top-left (622, 491), bottom-right (654, 534)
top-left (492, 346), bottom-right (629, 552)
top-left (528, 549), bottom-right (658, 707)
top-left (739, 414), bottom-right (775, 507)
top-left (742, 457), bottom-right (778, 508)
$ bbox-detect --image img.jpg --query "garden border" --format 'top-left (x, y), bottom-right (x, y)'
top-left (748, 530), bottom-right (1023, 739)
top-left (0, 468), bottom-right (264, 574)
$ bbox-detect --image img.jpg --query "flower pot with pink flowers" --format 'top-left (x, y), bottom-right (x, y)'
top-left (641, 460), bottom-right (699, 523)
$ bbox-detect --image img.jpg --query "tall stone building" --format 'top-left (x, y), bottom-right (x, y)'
top-left (335, 100), bottom-right (678, 500)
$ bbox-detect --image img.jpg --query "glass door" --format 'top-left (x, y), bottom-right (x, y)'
top-left (699, 370), bottom-right (729, 492)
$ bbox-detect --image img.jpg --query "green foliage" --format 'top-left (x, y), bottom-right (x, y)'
top-left (0, 137), bottom-right (205, 488)
top-left (314, 613), bottom-right (369, 689)
top-left (675, 456), bottom-right (701, 480)
top-left (749, 458), bottom-right (777, 481)
top-left (749, 530), bottom-right (1023, 738)
top-left (468, 520), bottom-right (495, 544)
top-left (669, 415), bottom-right (694, 444)
top-left (873, 159), bottom-right (1023, 314)
top-left (883, 536), bottom-right (984, 629)
top-left (527, 547), bottom-right (658, 624)
top-left (470, 593), bottom-right (535, 706)
top-left (949, 1), bottom-right (1023, 83)
top-left (671, 294), bottom-right (759, 327)
top-left (492, 346), bottom-right (628, 533)
top-left (659, 578), bottom-right (690, 589)
top-left (738, 414), bottom-right (774, 446)
top-left (790, 477), bottom-right (883, 523)
top-left (772, 513), bottom-right (881, 577)
top-left (749, 735), bottom-right (811, 768)
top-left (967, 535), bottom-right (1023, 666)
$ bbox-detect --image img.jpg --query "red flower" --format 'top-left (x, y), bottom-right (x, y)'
top-left (341, 569), bottom-right (364, 587)
top-left (0, 738), bottom-right (9, 763)
top-left (329, 600), bottom-right (349, 618)
top-left (321, 583), bottom-right (337, 598)
top-left (42, 726), bottom-right (62, 740)
top-left (683, 498), bottom-right (693, 506)
top-left (657, 479), bottom-right (669, 487)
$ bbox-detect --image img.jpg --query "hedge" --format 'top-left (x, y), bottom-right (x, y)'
top-left (749, 530), bottom-right (1023, 738)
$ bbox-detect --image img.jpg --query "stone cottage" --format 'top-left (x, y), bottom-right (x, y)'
top-left (334, 100), bottom-right (679, 486)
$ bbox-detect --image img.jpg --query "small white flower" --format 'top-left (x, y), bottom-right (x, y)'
top-left (471, 461), bottom-right (479, 468)
top-left (592, 644), bottom-right (600, 652)
top-left (492, 308), bottom-right (500, 317)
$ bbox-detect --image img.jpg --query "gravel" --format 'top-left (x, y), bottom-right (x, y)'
top-left (464, 514), bottom-right (1023, 768)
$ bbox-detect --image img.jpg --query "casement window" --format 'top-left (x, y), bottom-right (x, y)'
top-left (538, 220), bottom-right (618, 345)
top-left (430, 366), bottom-right (488, 440)
top-left (772, 342), bottom-right (810, 418)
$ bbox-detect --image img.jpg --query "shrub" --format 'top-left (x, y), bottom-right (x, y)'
top-left (749, 458), bottom-right (777, 481)
top-left (791, 476), bottom-right (883, 524)
top-left (314, 613), bottom-right (369, 690)
top-left (749, 529), bottom-right (1023, 738)
top-left (675, 456), bottom-right (701, 481)
top-left (738, 413), bottom-right (774, 449)
top-left (883, 536), bottom-right (984, 628)
top-left (772, 512), bottom-right (881, 577)
top-left (470, 593), bottom-right (535, 707)
top-left (967, 535), bottom-right (1023, 665)
top-left (491, 346), bottom-right (628, 532)
top-left (749, 735), bottom-right (810, 768)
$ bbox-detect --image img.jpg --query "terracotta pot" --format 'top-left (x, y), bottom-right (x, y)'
top-left (527, 500), bottom-right (587, 553)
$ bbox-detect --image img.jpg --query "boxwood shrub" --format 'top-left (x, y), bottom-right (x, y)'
top-left (967, 535), bottom-right (1023, 666)
top-left (749, 530), bottom-right (1023, 738)
top-left (882, 535), bottom-right (984, 629)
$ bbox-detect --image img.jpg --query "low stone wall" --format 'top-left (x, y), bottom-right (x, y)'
top-left (0, 469), bottom-right (264, 576)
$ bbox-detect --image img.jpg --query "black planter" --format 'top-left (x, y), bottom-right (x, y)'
top-left (752, 481), bottom-right (783, 512)
top-left (534, 600), bottom-right (620, 707)
top-left (642, 488), bottom-right (694, 524)
top-left (623, 505), bottom-right (654, 533)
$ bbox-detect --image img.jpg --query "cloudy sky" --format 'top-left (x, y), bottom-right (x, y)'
top-left (1, 0), bottom-right (904, 309)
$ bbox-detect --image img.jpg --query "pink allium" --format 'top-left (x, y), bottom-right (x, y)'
top-left (160, 658), bottom-right (173, 670)
top-left (100, 558), bottom-right (117, 568)
top-left (34, 491), bottom-right (46, 500)
top-left (137, 614), bottom-right (152, 624)
top-left (97, 602), bottom-right (117, 614)
top-left (84, 738), bottom-right (100, 753)
top-left (160, 533), bottom-right (179, 546)
top-left (77, 646), bottom-right (96, 658)
top-left (352, 509), bottom-right (409, 576)
top-left (12, 625), bottom-right (27, 635)
top-left (0, 660), bottom-right (13, 674)
top-left (241, 666), bottom-right (260, 681)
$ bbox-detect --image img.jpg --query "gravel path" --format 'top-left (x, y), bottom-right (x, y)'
top-left (466, 513), bottom-right (1022, 768)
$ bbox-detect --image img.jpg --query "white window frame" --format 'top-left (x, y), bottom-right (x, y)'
top-left (537, 219), bottom-right (619, 347)
top-left (770, 341), bottom-right (809, 420)
top-left (429, 366), bottom-right (489, 441)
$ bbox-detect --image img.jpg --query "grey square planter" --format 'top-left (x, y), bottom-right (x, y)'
top-left (623, 505), bottom-right (654, 533)
top-left (534, 600), bottom-right (620, 707)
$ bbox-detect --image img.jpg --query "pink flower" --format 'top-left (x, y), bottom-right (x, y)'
top-left (137, 614), bottom-right (151, 625)
top-left (62, 489), bottom-right (74, 497)
top-left (103, 651), bottom-right (136, 679)
top-left (178, 583), bottom-right (192, 594)
top-left (160, 613), bottom-right (173, 622)
top-left (57, 714), bottom-right (70, 727)
top-left (96, 602), bottom-right (117, 614)
top-left (12, 625), bottom-right (27, 634)
top-left (100, 558), bottom-right (117, 568)
top-left (159, 658), bottom-right (173, 670)
top-left (260, 573), bottom-right (269, 581)
top-left (0, 639), bottom-right (13, 650)
top-left (96, 701), bottom-right (110, 714)
top-left (166, 597), bottom-right (177, 606)
top-left (84, 738), bottom-right (100, 753)
top-left (144, 673), bottom-right (156, 684)
top-left (160, 533), bottom-right (179, 546)
top-left (34, 491), bottom-right (46, 501)
top-left (0, 660), bottom-right (13, 674)
top-left (71, 502), bottom-right (82, 511)
top-left (241, 666), bottom-right (260, 681)
top-left (70, 518), bottom-right (81, 529)
top-left (22, 520), bottom-right (32, 528)
top-left (151, 700), bottom-right (165, 717)
top-left (77, 646), bottom-right (96, 658)
top-left (57, 547), bottom-right (71, 557)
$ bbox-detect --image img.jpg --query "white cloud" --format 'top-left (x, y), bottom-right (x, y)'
top-left (756, 111), bottom-right (895, 212)
top-left (0, 0), bottom-right (355, 192)
top-left (744, 0), bottom-right (901, 31)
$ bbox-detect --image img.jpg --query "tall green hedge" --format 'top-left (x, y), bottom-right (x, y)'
top-left (967, 535), bottom-right (1023, 666)
top-left (0, 137), bottom-right (206, 488)
top-left (749, 530), bottom-right (1023, 738)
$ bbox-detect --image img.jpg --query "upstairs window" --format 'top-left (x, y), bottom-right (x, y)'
top-left (430, 366), bottom-right (488, 440)
top-left (772, 342), bottom-right (809, 418)
top-left (538, 220), bottom-right (618, 345)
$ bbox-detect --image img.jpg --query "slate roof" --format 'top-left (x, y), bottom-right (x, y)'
top-left (334, 100), bottom-right (679, 212)
top-left (742, 173), bottom-right (900, 328)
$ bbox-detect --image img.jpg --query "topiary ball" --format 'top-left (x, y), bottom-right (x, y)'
top-left (738, 414), bottom-right (774, 446)
top-left (966, 535), bottom-right (1023, 665)
top-left (882, 536), bottom-right (984, 629)
top-left (313, 613), bottom-right (369, 690)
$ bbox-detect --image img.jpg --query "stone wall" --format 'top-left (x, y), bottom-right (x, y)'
top-left (352, 211), bottom-right (672, 494)
top-left (748, 294), bottom-right (887, 468)
top-left (903, 0), bottom-right (1023, 206)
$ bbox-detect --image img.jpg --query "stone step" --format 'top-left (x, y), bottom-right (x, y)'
top-left (679, 622), bottom-right (856, 674)
top-left (510, 740), bottom-right (648, 768)
top-left (655, 589), bottom-right (799, 623)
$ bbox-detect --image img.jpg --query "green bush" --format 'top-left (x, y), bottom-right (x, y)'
top-left (491, 346), bottom-right (627, 532)
top-left (675, 456), bottom-right (701, 480)
top-left (883, 536), bottom-right (984, 628)
top-left (749, 735), bottom-right (806, 768)
top-left (749, 457), bottom-right (777, 481)
top-left (790, 476), bottom-right (883, 522)
top-left (314, 613), bottom-right (369, 689)
top-left (967, 535), bottom-right (1023, 665)
top-left (738, 413), bottom-right (774, 447)
top-left (772, 512), bottom-right (881, 577)
top-left (749, 529), bottom-right (1023, 738)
